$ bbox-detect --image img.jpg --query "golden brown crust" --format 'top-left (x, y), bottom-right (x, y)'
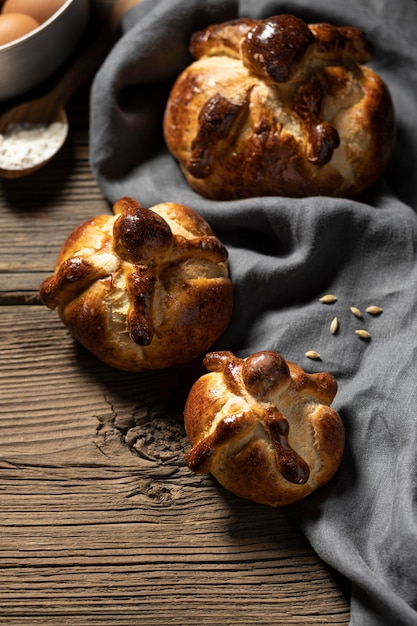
top-left (39, 197), bottom-right (233, 371)
top-left (163, 14), bottom-right (395, 200)
top-left (184, 350), bottom-right (344, 507)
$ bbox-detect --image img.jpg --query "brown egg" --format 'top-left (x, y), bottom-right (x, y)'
top-left (0, 12), bottom-right (39, 45)
top-left (1, 0), bottom-right (66, 25)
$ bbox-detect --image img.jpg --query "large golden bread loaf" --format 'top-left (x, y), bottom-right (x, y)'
top-left (40, 197), bottom-right (233, 371)
top-left (164, 14), bottom-right (395, 200)
top-left (184, 350), bottom-right (344, 506)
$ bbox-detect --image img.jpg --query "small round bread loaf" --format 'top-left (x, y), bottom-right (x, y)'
top-left (184, 350), bottom-right (344, 506)
top-left (39, 197), bottom-right (233, 371)
top-left (163, 14), bottom-right (395, 200)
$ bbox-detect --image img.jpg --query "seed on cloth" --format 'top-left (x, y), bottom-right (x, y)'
top-left (365, 305), bottom-right (383, 315)
top-left (330, 317), bottom-right (339, 334)
top-left (305, 351), bottom-right (321, 359)
top-left (319, 294), bottom-right (338, 304)
top-left (355, 329), bottom-right (371, 340)
top-left (350, 306), bottom-right (363, 318)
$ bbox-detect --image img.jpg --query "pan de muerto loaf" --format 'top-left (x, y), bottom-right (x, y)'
top-left (164, 14), bottom-right (395, 200)
top-left (40, 197), bottom-right (233, 371)
top-left (184, 350), bottom-right (344, 506)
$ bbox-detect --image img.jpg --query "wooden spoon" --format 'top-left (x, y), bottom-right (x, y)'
top-left (0, 28), bottom-right (113, 179)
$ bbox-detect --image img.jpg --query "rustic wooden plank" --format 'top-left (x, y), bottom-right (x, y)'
top-left (0, 469), bottom-right (349, 626)
top-left (0, 142), bottom-right (109, 304)
top-left (0, 305), bottom-right (350, 625)
top-left (0, 272), bottom-right (47, 304)
top-left (0, 134), bottom-right (110, 285)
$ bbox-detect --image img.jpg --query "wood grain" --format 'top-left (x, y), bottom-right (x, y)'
top-left (0, 21), bottom-right (350, 625)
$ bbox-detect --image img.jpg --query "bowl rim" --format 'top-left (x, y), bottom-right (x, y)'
top-left (0, 0), bottom-right (79, 51)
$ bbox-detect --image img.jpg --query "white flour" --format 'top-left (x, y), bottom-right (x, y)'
top-left (0, 121), bottom-right (67, 171)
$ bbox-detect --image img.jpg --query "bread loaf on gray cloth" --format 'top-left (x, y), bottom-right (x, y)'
top-left (89, 0), bottom-right (417, 624)
top-left (163, 14), bottom-right (395, 200)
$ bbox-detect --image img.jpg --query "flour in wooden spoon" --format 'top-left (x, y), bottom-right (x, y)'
top-left (0, 121), bottom-right (67, 171)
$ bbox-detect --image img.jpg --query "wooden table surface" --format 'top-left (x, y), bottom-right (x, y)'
top-left (0, 15), bottom-right (350, 626)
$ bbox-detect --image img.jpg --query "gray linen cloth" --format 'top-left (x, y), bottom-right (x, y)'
top-left (90, 0), bottom-right (417, 623)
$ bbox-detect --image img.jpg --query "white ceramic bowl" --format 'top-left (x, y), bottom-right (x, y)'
top-left (0, 0), bottom-right (90, 102)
